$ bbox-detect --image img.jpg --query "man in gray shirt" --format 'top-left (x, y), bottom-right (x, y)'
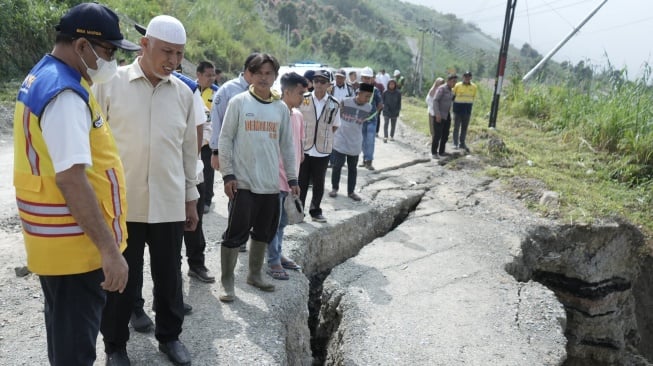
top-left (217, 53), bottom-right (300, 303)
top-left (431, 74), bottom-right (457, 159)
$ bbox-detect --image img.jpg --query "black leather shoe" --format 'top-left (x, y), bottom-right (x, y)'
top-left (130, 309), bottom-right (153, 333)
top-left (188, 266), bottom-right (216, 283)
top-left (159, 340), bottom-right (191, 366)
top-left (106, 349), bottom-right (130, 366)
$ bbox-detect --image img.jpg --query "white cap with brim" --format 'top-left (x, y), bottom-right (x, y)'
top-left (145, 15), bottom-right (186, 45)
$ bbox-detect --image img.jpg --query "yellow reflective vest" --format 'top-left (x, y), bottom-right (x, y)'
top-left (13, 55), bottom-right (127, 275)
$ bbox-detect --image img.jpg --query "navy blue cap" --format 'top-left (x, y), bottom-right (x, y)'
top-left (56, 3), bottom-right (139, 51)
top-left (303, 70), bottom-right (316, 81)
top-left (313, 69), bottom-right (331, 81)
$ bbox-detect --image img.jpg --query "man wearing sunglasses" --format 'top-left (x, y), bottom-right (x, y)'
top-left (13, 3), bottom-right (139, 365)
top-left (298, 69), bottom-right (340, 223)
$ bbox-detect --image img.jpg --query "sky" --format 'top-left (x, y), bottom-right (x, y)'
top-left (402, 0), bottom-right (653, 77)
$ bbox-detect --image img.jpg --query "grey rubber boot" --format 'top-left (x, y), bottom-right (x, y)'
top-left (246, 240), bottom-right (275, 292)
top-left (219, 246), bottom-right (240, 302)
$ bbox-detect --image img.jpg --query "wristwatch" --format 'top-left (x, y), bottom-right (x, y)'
top-left (212, 149), bottom-right (219, 156)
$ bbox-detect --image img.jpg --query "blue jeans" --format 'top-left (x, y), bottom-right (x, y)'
top-left (267, 191), bottom-right (288, 267)
top-left (362, 119), bottom-right (377, 161)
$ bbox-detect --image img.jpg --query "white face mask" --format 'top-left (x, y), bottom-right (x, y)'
top-left (79, 44), bottom-right (118, 84)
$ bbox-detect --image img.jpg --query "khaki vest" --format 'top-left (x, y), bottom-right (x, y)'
top-left (299, 93), bottom-right (339, 154)
top-left (13, 55), bottom-right (127, 275)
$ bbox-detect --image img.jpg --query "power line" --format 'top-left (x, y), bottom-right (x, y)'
top-left (584, 15), bottom-right (653, 33)
top-left (541, 0), bottom-right (575, 28)
top-left (468, 0), bottom-right (596, 24)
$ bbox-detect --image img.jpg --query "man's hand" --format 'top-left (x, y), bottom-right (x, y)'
top-left (185, 200), bottom-right (199, 231)
top-left (290, 185), bottom-right (300, 197)
top-left (100, 248), bottom-right (128, 293)
top-left (435, 115), bottom-right (441, 123)
top-left (224, 180), bottom-right (238, 200)
top-left (210, 154), bottom-right (220, 170)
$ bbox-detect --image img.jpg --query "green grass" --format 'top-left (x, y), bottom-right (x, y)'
top-left (0, 81), bottom-right (20, 103)
top-left (400, 90), bottom-right (653, 243)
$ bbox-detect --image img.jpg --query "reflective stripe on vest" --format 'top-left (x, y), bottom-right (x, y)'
top-left (106, 168), bottom-right (124, 244)
top-left (20, 218), bottom-right (84, 237)
top-left (16, 198), bottom-right (71, 217)
top-left (22, 107), bottom-right (40, 176)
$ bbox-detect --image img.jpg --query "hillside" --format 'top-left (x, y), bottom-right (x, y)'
top-left (0, 0), bottom-right (548, 94)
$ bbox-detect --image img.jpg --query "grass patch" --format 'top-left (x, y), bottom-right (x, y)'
top-left (401, 97), bottom-right (430, 136)
top-left (0, 81), bottom-right (20, 103)
top-left (400, 99), bottom-right (653, 242)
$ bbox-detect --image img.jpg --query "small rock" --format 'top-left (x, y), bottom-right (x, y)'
top-left (539, 191), bottom-right (559, 208)
top-left (14, 266), bottom-right (30, 277)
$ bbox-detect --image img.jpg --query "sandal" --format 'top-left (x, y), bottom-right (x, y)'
top-left (266, 268), bottom-right (289, 280)
top-left (281, 260), bottom-right (302, 270)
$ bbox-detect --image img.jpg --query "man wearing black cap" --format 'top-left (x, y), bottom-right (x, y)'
top-left (12, 3), bottom-right (138, 365)
top-left (298, 69), bottom-right (341, 223)
top-left (329, 83), bottom-right (376, 201)
top-left (452, 71), bottom-right (478, 151)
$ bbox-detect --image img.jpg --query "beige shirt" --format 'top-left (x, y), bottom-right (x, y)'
top-left (93, 58), bottom-right (199, 223)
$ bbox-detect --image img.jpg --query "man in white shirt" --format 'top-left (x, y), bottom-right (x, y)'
top-left (94, 15), bottom-right (198, 366)
top-left (330, 69), bottom-right (354, 103)
top-left (298, 69), bottom-right (341, 223)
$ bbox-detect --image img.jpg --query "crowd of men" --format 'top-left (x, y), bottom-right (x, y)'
top-left (13, 1), bottom-right (482, 364)
top-left (12, 3), bottom-right (417, 366)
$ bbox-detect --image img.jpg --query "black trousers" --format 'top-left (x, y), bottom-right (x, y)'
top-left (102, 222), bottom-right (185, 351)
top-left (222, 189), bottom-right (279, 248)
top-left (40, 269), bottom-right (105, 366)
top-left (200, 144), bottom-right (215, 206)
top-left (331, 149), bottom-right (359, 195)
top-left (298, 154), bottom-right (330, 217)
top-left (184, 182), bottom-right (207, 269)
top-left (432, 114), bottom-right (451, 155)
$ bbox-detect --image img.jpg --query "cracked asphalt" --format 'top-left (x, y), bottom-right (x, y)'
top-left (0, 118), bottom-right (568, 365)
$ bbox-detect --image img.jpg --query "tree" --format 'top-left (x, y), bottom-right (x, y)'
top-left (320, 28), bottom-right (353, 65)
top-left (277, 2), bottom-right (298, 30)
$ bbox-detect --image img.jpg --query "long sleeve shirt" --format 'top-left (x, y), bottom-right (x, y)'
top-left (433, 84), bottom-right (454, 119)
top-left (218, 90), bottom-right (297, 194)
top-left (209, 74), bottom-right (249, 150)
top-left (93, 58), bottom-right (199, 223)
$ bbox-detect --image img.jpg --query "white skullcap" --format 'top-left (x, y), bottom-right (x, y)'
top-left (145, 15), bottom-right (186, 44)
top-left (360, 67), bottom-right (374, 77)
top-left (394, 69), bottom-right (401, 76)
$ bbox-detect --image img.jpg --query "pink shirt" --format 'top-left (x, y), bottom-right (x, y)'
top-left (278, 108), bottom-right (305, 192)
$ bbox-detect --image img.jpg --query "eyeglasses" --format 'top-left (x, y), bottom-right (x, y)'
top-left (313, 78), bottom-right (329, 85)
top-left (89, 40), bottom-right (117, 60)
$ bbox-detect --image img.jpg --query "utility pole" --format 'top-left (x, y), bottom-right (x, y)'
top-left (489, 0), bottom-right (517, 129)
top-left (522, 0), bottom-right (608, 82)
top-left (415, 25), bottom-right (440, 96)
